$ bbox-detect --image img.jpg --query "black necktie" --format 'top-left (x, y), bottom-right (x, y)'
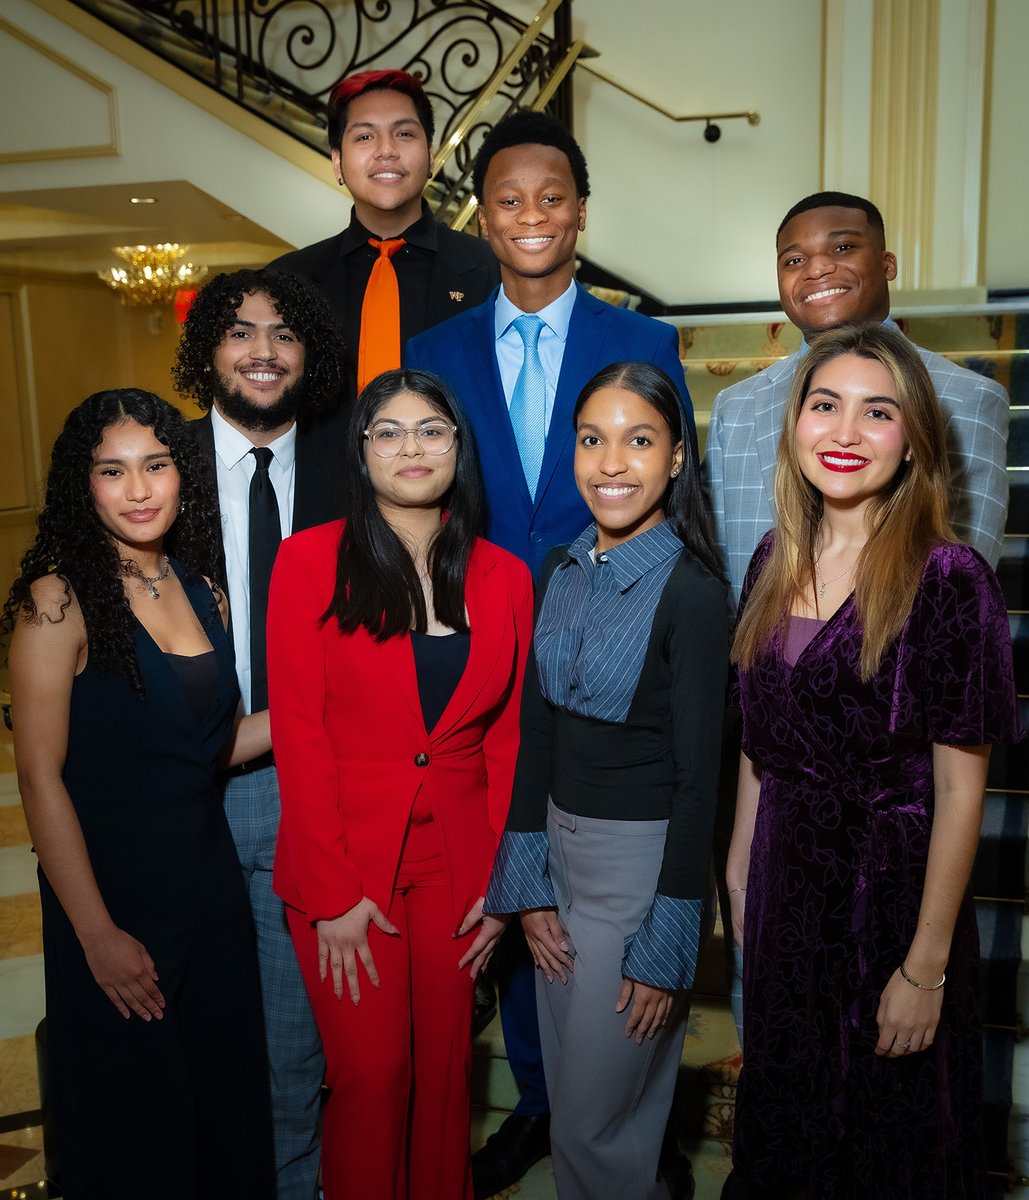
top-left (248, 446), bottom-right (280, 712)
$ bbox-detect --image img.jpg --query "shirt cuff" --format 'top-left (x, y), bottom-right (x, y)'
top-left (621, 894), bottom-right (704, 990)
top-left (484, 831), bottom-right (556, 915)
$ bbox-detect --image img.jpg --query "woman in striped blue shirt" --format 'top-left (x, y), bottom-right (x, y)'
top-left (483, 360), bottom-right (730, 1199)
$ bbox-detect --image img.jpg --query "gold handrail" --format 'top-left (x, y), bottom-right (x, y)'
top-left (430, 0), bottom-right (566, 182)
top-left (577, 61), bottom-right (759, 128)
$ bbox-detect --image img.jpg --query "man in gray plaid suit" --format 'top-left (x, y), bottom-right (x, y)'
top-left (705, 192), bottom-right (1009, 1064)
top-left (706, 190), bottom-right (1009, 608)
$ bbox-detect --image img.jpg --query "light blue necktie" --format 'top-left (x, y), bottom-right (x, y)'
top-left (509, 314), bottom-right (547, 498)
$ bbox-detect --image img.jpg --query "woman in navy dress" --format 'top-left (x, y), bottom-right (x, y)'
top-left (727, 324), bottom-right (1022, 1199)
top-left (5, 389), bottom-right (274, 1199)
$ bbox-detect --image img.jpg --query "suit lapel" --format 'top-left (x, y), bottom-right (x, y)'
top-left (377, 629), bottom-right (425, 730)
top-left (292, 406), bottom-right (347, 533)
top-left (426, 228), bottom-right (471, 327)
top-left (461, 300), bottom-right (534, 510)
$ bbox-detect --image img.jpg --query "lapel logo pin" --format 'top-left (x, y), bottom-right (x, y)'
top-left (449, 291), bottom-right (465, 302)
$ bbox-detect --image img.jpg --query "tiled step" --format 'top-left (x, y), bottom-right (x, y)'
top-left (1008, 471), bottom-right (1029, 535)
top-left (997, 536), bottom-right (1028, 611)
top-left (973, 792), bottom-right (1028, 901)
top-left (1009, 406), bottom-right (1029, 468)
top-left (984, 1029), bottom-right (1015, 1176)
top-left (986, 698), bottom-right (1029, 792)
top-left (1010, 613), bottom-right (1028, 693)
top-left (979, 900), bottom-right (1024, 1028)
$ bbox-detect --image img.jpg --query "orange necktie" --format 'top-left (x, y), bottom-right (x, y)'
top-left (357, 237), bottom-right (406, 393)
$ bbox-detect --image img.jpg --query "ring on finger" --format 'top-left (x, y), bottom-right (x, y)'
top-left (896, 1039), bottom-right (911, 1050)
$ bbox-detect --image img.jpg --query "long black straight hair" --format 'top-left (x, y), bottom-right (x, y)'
top-left (573, 361), bottom-right (726, 584)
top-left (323, 369), bottom-right (487, 640)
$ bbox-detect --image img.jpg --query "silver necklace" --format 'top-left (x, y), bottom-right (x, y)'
top-left (121, 555), bottom-right (170, 599)
top-left (814, 553), bottom-right (856, 600)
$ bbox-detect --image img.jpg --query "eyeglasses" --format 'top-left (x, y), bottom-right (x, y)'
top-left (363, 421), bottom-right (458, 458)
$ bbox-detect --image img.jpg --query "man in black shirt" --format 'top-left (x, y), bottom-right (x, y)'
top-left (269, 69), bottom-right (499, 397)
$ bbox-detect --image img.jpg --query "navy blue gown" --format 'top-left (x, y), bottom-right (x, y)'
top-left (37, 561), bottom-right (274, 1199)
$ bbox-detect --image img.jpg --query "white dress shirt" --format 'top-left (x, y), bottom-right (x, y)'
top-left (211, 406), bottom-right (297, 713)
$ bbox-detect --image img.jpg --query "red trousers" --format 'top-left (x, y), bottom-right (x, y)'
top-left (287, 805), bottom-right (477, 1200)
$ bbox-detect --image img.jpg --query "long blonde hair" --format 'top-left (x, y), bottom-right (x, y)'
top-left (732, 322), bottom-right (955, 680)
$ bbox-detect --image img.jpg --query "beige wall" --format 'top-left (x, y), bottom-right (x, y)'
top-left (4, 0), bottom-right (343, 255)
top-left (984, 0), bottom-right (1029, 291)
top-left (0, 270), bottom-right (194, 603)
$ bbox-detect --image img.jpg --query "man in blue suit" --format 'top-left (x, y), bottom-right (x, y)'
top-left (407, 110), bottom-right (696, 579)
top-left (406, 110), bottom-right (697, 1199)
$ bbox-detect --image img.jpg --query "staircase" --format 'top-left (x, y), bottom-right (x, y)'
top-left (988, 376), bottom-right (1029, 1193)
top-left (66, 0), bottom-right (583, 227)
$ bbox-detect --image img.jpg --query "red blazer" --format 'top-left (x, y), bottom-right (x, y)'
top-left (267, 520), bottom-right (534, 927)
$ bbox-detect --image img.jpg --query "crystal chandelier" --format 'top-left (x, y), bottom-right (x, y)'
top-left (98, 243), bottom-right (208, 306)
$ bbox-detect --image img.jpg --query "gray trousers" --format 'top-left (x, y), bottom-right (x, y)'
top-left (538, 802), bottom-right (688, 1200)
top-left (224, 766), bottom-right (325, 1200)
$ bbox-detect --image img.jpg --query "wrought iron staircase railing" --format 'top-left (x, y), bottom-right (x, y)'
top-left (67, 0), bottom-right (581, 227)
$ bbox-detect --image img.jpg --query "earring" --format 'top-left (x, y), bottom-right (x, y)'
top-left (670, 467), bottom-right (680, 478)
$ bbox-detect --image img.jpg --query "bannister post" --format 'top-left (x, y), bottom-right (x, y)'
top-left (551, 0), bottom-right (574, 131)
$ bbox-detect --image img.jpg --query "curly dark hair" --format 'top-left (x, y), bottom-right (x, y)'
top-left (2, 389), bottom-right (223, 695)
top-left (172, 269), bottom-right (346, 418)
top-left (472, 110), bottom-right (591, 203)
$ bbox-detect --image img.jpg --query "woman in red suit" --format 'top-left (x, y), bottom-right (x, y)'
top-left (267, 368), bottom-right (534, 1200)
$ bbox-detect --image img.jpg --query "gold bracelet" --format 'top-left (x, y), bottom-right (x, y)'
top-left (727, 887), bottom-right (747, 896)
top-left (899, 963), bottom-right (945, 991)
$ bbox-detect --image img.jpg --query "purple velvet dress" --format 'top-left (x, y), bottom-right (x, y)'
top-left (734, 540), bottom-right (1022, 1199)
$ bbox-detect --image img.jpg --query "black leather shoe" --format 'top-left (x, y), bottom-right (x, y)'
top-left (472, 1113), bottom-right (551, 1199)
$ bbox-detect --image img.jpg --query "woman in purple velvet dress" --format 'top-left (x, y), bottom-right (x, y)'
top-left (725, 323), bottom-right (1022, 1199)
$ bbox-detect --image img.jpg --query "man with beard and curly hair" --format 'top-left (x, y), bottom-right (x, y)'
top-left (173, 267), bottom-right (346, 1200)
